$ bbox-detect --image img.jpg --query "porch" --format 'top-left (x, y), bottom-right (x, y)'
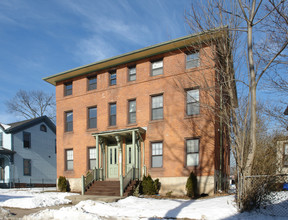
top-left (81, 127), bottom-right (146, 196)
top-left (0, 147), bottom-right (15, 188)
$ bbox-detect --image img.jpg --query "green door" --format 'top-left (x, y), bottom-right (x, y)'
top-left (108, 146), bottom-right (118, 179)
top-left (126, 144), bottom-right (134, 173)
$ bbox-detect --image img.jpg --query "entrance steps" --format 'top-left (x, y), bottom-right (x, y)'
top-left (85, 180), bottom-right (120, 196)
top-left (85, 180), bottom-right (140, 197)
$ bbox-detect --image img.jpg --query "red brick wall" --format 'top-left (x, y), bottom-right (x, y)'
top-left (55, 45), bottom-right (228, 180)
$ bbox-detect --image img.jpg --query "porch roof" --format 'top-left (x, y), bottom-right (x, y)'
top-left (92, 127), bottom-right (146, 140)
top-left (0, 147), bottom-right (15, 155)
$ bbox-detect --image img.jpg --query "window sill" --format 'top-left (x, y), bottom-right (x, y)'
top-left (64, 170), bottom-right (74, 174)
top-left (184, 114), bottom-right (200, 119)
top-left (107, 125), bottom-right (118, 130)
top-left (87, 89), bottom-right (97, 93)
top-left (185, 66), bottom-right (200, 71)
top-left (149, 119), bottom-right (164, 124)
top-left (87, 128), bottom-right (98, 132)
top-left (126, 123), bottom-right (138, 127)
top-left (64, 131), bottom-right (74, 134)
top-left (148, 167), bottom-right (165, 172)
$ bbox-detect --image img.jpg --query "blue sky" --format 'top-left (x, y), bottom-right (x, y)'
top-left (0, 0), bottom-right (192, 123)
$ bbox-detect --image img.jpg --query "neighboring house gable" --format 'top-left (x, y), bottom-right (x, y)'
top-left (0, 116), bottom-right (56, 187)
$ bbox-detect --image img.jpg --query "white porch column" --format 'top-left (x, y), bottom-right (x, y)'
top-left (115, 135), bottom-right (123, 197)
top-left (102, 139), bottom-right (106, 180)
top-left (95, 135), bottom-right (99, 169)
top-left (132, 130), bottom-right (136, 169)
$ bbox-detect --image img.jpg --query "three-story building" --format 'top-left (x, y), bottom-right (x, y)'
top-left (44, 28), bottom-right (233, 196)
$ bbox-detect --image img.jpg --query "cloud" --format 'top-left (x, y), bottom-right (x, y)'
top-left (75, 37), bottom-right (118, 64)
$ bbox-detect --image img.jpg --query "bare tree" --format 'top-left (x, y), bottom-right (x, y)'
top-left (6, 90), bottom-right (56, 121)
top-left (184, 0), bottom-right (287, 210)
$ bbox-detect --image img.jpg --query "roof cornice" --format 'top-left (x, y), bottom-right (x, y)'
top-left (43, 27), bottom-right (228, 86)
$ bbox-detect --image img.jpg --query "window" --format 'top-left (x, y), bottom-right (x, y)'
top-left (88, 76), bottom-right (97, 90)
top-left (186, 139), bottom-right (199, 166)
top-left (40, 124), bottom-right (47, 132)
top-left (64, 82), bottom-right (72, 96)
top-left (128, 66), bottom-right (136, 81)
top-left (109, 103), bottom-right (117, 126)
top-left (187, 89), bottom-right (200, 115)
top-left (151, 60), bottom-right (163, 76)
top-left (66, 149), bottom-right (73, 170)
top-left (284, 143), bottom-right (288, 167)
top-left (88, 147), bottom-right (96, 169)
top-left (186, 52), bottom-right (200, 69)
top-left (23, 159), bottom-right (31, 176)
top-left (23, 132), bottom-right (31, 148)
top-left (128, 100), bottom-right (136, 124)
top-left (88, 107), bottom-right (97, 129)
top-left (151, 142), bottom-right (163, 168)
top-left (109, 71), bottom-right (116, 86)
top-left (65, 111), bottom-right (73, 132)
top-left (0, 132), bottom-right (2, 147)
top-left (151, 95), bottom-right (163, 120)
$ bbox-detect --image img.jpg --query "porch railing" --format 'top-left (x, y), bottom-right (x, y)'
top-left (122, 167), bottom-right (139, 194)
top-left (82, 168), bottom-right (103, 195)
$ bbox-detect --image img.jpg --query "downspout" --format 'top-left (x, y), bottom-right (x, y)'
top-left (219, 83), bottom-right (223, 191)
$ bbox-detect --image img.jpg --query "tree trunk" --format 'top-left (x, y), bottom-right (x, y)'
top-left (244, 21), bottom-right (257, 189)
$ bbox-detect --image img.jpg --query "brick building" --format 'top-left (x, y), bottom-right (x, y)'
top-left (44, 28), bottom-right (233, 196)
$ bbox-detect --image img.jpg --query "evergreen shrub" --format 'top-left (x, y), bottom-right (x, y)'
top-left (141, 175), bottom-right (160, 195)
top-left (186, 172), bottom-right (198, 198)
top-left (58, 176), bottom-right (68, 192)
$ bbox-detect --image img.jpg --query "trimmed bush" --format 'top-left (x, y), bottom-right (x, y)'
top-left (58, 176), bottom-right (68, 192)
top-left (186, 172), bottom-right (198, 198)
top-left (141, 175), bottom-right (160, 195)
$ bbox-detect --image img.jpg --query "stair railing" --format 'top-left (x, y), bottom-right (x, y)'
top-left (81, 167), bottom-right (103, 195)
top-left (122, 167), bottom-right (140, 195)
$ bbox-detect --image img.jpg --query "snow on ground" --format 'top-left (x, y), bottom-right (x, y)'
top-left (0, 188), bottom-right (78, 209)
top-left (0, 188), bottom-right (288, 219)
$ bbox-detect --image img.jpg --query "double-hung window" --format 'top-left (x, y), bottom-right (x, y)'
top-left (128, 100), bottom-right (136, 124)
top-left (88, 76), bottom-right (97, 90)
top-left (284, 143), bottom-right (288, 167)
top-left (64, 82), bottom-right (72, 96)
top-left (65, 111), bottom-right (73, 132)
top-left (23, 159), bottom-right (31, 176)
top-left (109, 71), bottom-right (117, 86)
top-left (66, 149), bottom-right (73, 170)
top-left (186, 139), bottom-right (199, 166)
top-left (23, 132), bottom-right (31, 148)
top-left (186, 52), bottom-right (200, 69)
top-left (88, 147), bottom-right (96, 169)
top-left (109, 103), bottom-right (117, 126)
top-left (151, 142), bottom-right (163, 168)
top-left (128, 66), bottom-right (136, 81)
top-left (151, 95), bottom-right (163, 120)
top-left (88, 107), bottom-right (97, 129)
top-left (187, 89), bottom-right (200, 115)
top-left (151, 60), bottom-right (163, 76)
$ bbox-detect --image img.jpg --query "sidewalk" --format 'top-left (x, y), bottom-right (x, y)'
top-left (65, 195), bottom-right (122, 204)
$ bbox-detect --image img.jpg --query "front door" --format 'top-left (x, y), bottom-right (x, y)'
top-left (126, 144), bottom-right (134, 173)
top-left (107, 146), bottom-right (118, 179)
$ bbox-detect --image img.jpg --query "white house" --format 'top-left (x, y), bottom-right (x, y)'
top-left (0, 116), bottom-right (56, 188)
